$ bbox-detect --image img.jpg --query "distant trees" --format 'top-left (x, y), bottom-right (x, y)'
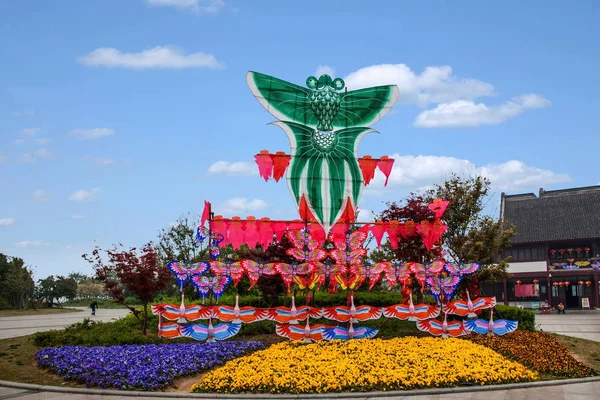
top-left (35, 275), bottom-right (78, 307)
top-left (0, 253), bottom-right (35, 309)
top-left (82, 242), bottom-right (172, 335)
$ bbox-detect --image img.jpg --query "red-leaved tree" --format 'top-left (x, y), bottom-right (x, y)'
top-left (82, 242), bottom-right (172, 335)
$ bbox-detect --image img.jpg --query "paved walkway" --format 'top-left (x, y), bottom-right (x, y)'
top-left (0, 307), bottom-right (131, 339)
top-left (536, 310), bottom-right (600, 341)
top-left (1, 379), bottom-right (600, 399)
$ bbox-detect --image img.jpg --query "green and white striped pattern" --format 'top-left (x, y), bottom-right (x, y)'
top-left (271, 121), bottom-right (374, 233)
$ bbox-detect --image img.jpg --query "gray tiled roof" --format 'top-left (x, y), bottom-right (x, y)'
top-left (501, 186), bottom-right (600, 244)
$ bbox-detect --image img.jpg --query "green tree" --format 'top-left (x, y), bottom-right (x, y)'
top-left (373, 175), bottom-right (515, 294)
top-left (0, 253), bottom-right (35, 309)
top-left (424, 175), bottom-right (515, 283)
top-left (157, 213), bottom-right (206, 263)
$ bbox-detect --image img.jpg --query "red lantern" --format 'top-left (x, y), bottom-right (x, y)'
top-left (578, 280), bottom-right (584, 285)
top-left (533, 279), bottom-right (539, 284)
top-left (558, 282), bottom-right (564, 287)
top-left (586, 281), bottom-right (592, 287)
top-left (564, 281), bottom-right (570, 286)
top-left (515, 280), bottom-right (522, 285)
top-left (553, 282), bottom-right (559, 286)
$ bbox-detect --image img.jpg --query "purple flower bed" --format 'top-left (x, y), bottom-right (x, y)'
top-left (36, 341), bottom-right (263, 390)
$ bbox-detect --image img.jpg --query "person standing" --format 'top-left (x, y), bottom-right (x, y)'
top-left (90, 301), bottom-right (98, 316)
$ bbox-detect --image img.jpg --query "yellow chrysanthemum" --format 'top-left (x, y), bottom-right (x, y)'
top-left (190, 337), bottom-right (537, 394)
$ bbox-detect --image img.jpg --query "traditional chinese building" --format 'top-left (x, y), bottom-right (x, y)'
top-left (485, 185), bottom-right (600, 310)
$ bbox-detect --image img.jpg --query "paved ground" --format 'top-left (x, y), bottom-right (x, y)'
top-left (0, 307), bottom-right (131, 339)
top-left (536, 310), bottom-right (600, 341)
top-left (2, 380), bottom-right (600, 399)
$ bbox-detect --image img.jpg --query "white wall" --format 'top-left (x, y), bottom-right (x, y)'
top-left (507, 261), bottom-right (547, 273)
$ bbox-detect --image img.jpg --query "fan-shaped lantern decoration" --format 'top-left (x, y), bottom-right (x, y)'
top-left (578, 280), bottom-right (584, 285)
top-left (586, 281), bottom-right (592, 287)
top-left (515, 280), bottom-right (522, 285)
top-left (533, 279), bottom-right (539, 284)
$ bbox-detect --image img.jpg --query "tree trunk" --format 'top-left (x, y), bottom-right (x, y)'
top-left (142, 301), bottom-right (148, 336)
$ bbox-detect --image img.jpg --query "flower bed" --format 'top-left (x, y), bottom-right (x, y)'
top-left (36, 341), bottom-right (263, 390)
top-left (191, 337), bottom-right (536, 394)
top-left (466, 331), bottom-right (597, 378)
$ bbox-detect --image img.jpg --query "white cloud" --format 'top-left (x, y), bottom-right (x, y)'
top-left (220, 198), bottom-right (267, 215)
top-left (0, 218), bottom-right (16, 227)
top-left (78, 46), bottom-right (223, 69)
top-left (207, 161), bottom-right (257, 176)
top-left (16, 240), bottom-right (48, 248)
top-left (32, 190), bottom-right (51, 202)
top-left (70, 128), bottom-right (115, 140)
top-left (315, 65), bottom-right (336, 77)
top-left (68, 187), bottom-right (100, 202)
top-left (12, 111), bottom-right (34, 117)
top-left (13, 139), bottom-right (26, 145)
top-left (344, 64), bottom-right (495, 107)
top-left (35, 138), bottom-right (51, 145)
top-left (414, 94), bottom-right (551, 128)
top-left (71, 214), bottom-right (88, 220)
top-left (84, 156), bottom-right (115, 166)
top-left (145, 0), bottom-right (224, 14)
top-left (21, 148), bottom-right (58, 163)
top-left (364, 154), bottom-right (571, 195)
top-left (356, 208), bottom-right (374, 222)
top-left (21, 127), bottom-right (41, 136)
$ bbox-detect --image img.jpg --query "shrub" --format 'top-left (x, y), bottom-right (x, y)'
top-left (480, 305), bottom-right (535, 331)
top-left (33, 314), bottom-right (175, 347)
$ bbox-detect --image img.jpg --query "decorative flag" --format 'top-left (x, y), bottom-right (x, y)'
top-left (254, 150), bottom-right (274, 181)
top-left (271, 152), bottom-right (291, 182)
top-left (376, 155), bottom-right (394, 186)
top-left (358, 156), bottom-right (378, 185)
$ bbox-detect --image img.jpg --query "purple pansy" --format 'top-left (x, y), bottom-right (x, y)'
top-left (36, 341), bottom-right (263, 390)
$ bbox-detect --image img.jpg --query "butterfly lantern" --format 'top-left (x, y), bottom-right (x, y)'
top-left (240, 260), bottom-right (278, 290)
top-left (293, 273), bottom-right (325, 304)
top-left (168, 261), bottom-right (210, 293)
top-left (191, 274), bottom-right (231, 305)
top-left (350, 261), bottom-right (389, 291)
top-left (383, 261), bottom-right (412, 291)
top-left (426, 273), bottom-right (461, 305)
top-left (210, 260), bottom-right (245, 287)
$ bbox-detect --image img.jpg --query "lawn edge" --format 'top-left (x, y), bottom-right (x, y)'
top-left (2, 377), bottom-right (600, 398)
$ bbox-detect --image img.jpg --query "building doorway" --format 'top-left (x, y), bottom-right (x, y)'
top-left (566, 284), bottom-right (580, 308)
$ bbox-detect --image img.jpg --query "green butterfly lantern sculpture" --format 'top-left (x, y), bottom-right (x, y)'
top-left (247, 71), bottom-right (399, 233)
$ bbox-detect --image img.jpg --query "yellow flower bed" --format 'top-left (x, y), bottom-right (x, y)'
top-left (191, 337), bottom-right (537, 394)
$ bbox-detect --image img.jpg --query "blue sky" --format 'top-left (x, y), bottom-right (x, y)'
top-left (1, 0), bottom-right (599, 280)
